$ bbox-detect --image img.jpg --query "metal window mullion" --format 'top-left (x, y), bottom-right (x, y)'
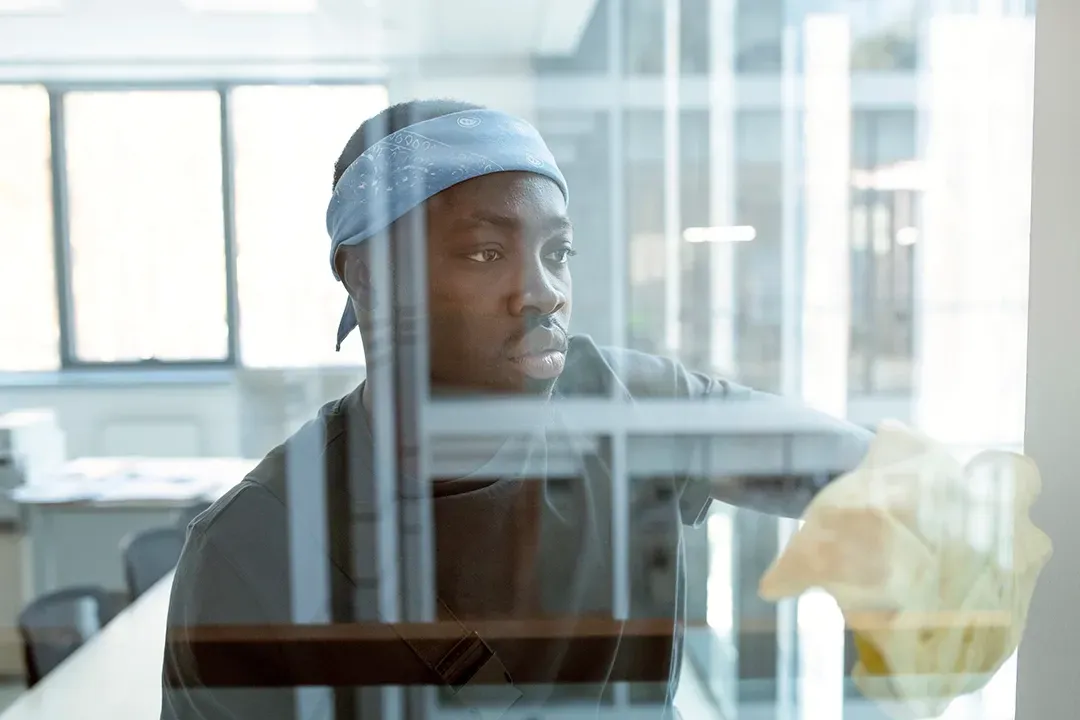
top-left (362, 224), bottom-right (406, 719)
top-left (218, 86), bottom-right (241, 366)
top-left (608, 0), bottom-right (628, 361)
top-left (777, 21), bottom-right (804, 720)
top-left (663, 0), bottom-right (683, 357)
top-left (608, 0), bottom-right (632, 712)
top-left (708, 0), bottom-right (737, 377)
top-left (48, 89), bottom-right (77, 368)
top-left (285, 417), bottom-right (336, 720)
top-left (865, 113), bottom-right (881, 394)
top-left (780, 25), bottom-right (803, 399)
top-left (393, 174), bottom-right (437, 720)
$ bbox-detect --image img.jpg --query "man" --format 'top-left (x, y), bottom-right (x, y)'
top-left (161, 99), bottom-right (872, 719)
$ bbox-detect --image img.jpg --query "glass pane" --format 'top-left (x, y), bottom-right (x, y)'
top-left (532, 0), bottom-right (610, 73)
top-left (625, 110), bottom-right (665, 354)
top-left (624, 0), bottom-right (665, 74)
top-left (14, 2), bottom-right (1044, 720)
top-left (849, 111), bottom-right (918, 395)
top-left (535, 109), bottom-right (612, 343)
top-left (850, 0), bottom-right (919, 71)
top-left (734, 111), bottom-right (784, 393)
top-left (64, 90), bottom-right (228, 363)
top-left (737, 0), bottom-right (784, 72)
top-left (681, 0), bottom-right (711, 74)
top-left (0, 85), bottom-right (59, 371)
top-left (230, 84), bottom-right (389, 368)
top-left (624, 0), bottom-right (710, 75)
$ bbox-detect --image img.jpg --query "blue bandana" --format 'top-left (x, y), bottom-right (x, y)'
top-left (326, 109), bottom-right (569, 349)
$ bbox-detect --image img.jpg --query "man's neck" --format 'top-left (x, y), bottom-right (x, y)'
top-left (359, 379), bottom-right (550, 481)
top-left (361, 379), bottom-right (554, 409)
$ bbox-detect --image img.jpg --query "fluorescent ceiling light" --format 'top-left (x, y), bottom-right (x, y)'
top-left (683, 226), bottom-right (757, 243)
top-left (183, 0), bottom-right (317, 13)
top-left (851, 160), bottom-right (924, 191)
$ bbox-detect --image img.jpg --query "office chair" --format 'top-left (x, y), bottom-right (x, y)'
top-left (18, 585), bottom-right (111, 687)
top-left (120, 526), bottom-right (186, 602)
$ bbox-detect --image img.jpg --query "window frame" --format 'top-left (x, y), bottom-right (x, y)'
top-left (0, 77), bottom-right (386, 373)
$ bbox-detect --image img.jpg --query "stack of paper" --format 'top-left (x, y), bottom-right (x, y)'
top-left (12, 457), bottom-right (257, 505)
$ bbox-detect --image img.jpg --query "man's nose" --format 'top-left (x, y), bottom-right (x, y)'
top-left (509, 258), bottom-right (566, 318)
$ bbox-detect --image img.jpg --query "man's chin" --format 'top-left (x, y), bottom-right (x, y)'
top-left (429, 375), bottom-right (558, 398)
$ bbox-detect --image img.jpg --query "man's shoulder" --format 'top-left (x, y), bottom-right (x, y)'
top-left (562, 334), bottom-right (752, 400)
top-left (189, 390), bottom-right (359, 540)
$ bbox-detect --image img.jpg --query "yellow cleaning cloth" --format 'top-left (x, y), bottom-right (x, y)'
top-left (758, 421), bottom-right (1052, 719)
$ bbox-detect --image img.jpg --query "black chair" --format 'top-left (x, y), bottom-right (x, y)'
top-left (18, 586), bottom-right (111, 687)
top-left (174, 500), bottom-right (213, 532)
top-left (120, 527), bottom-right (186, 602)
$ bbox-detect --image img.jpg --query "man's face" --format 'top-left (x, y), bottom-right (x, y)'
top-left (423, 171), bottom-right (573, 396)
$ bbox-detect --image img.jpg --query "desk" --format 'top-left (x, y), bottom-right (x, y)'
top-left (15, 458), bottom-right (256, 596)
top-left (0, 571), bottom-right (174, 720)
top-left (0, 571), bottom-right (726, 720)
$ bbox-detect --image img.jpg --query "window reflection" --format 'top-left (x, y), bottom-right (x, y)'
top-left (849, 111), bottom-right (919, 395)
top-left (64, 91), bottom-right (228, 363)
top-left (0, 85), bottom-right (58, 371)
top-left (230, 84), bottom-right (388, 368)
top-left (850, 0), bottom-right (919, 71)
top-left (0, 1), bottom-right (1044, 719)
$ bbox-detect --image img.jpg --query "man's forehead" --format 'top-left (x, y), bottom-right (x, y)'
top-left (446, 210), bottom-right (572, 233)
top-left (428, 172), bottom-right (570, 231)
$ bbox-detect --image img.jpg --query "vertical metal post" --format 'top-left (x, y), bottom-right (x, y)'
top-left (708, 0), bottom-right (737, 376)
top-left (608, 0), bottom-right (632, 715)
top-left (778, 23), bottom-right (804, 720)
top-left (392, 160), bottom-right (437, 720)
top-left (358, 221), bottom-right (405, 719)
top-left (286, 416), bottom-right (336, 719)
top-left (663, 0), bottom-right (683, 357)
top-left (780, 25), bottom-right (802, 402)
top-left (47, 90), bottom-right (77, 368)
top-left (217, 87), bottom-right (241, 366)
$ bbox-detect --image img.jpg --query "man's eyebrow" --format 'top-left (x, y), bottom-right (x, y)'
top-left (451, 212), bottom-right (573, 234)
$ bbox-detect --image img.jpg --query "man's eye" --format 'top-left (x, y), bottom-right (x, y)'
top-left (547, 248), bottom-right (577, 265)
top-left (466, 249), bottom-right (503, 263)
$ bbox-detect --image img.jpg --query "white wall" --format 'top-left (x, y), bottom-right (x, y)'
top-left (0, 368), bottom-right (361, 460)
top-left (0, 378), bottom-right (240, 458)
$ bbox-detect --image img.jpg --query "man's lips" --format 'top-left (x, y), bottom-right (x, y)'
top-left (510, 327), bottom-right (568, 359)
top-left (510, 350), bottom-right (566, 380)
top-left (510, 327), bottom-right (568, 380)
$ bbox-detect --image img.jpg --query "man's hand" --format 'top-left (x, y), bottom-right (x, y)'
top-left (757, 421), bottom-right (1052, 718)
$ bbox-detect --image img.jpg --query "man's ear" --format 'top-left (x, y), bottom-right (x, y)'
top-left (335, 245), bottom-right (373, 310)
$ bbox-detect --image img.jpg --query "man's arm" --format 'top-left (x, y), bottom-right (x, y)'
top-left (585, 338), bottom-right (872, 523)
top-left (162, 487), bottom-right (304, 720)
top-left (700, 421), bottom-right (873, 519)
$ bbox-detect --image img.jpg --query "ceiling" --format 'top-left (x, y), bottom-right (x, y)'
top-left (390, 0), bottom-right (598, 57)
top-left (0, 0), bottom-right (599, 67)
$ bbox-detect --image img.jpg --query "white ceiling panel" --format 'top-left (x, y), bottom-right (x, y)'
top-left (0, 0), bottom-right (597, 69)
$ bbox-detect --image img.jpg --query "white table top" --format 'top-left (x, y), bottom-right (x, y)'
top-left (12, 457), bottom-right (257, 508)
top-left (0, 571), bottom-right (174, 720)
